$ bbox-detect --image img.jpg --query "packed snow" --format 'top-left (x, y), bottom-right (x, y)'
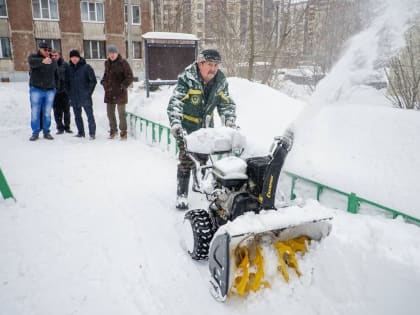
top-left (1, 75), bottom-right (420, 315)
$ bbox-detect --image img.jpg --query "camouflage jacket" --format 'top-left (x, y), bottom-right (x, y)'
top-left (167, 63), bottom-right (236, 134)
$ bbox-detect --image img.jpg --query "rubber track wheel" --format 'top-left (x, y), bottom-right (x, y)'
top-left (184, 209), bottom-right (215, 260)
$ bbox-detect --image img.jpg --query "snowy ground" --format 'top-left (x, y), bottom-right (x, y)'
top-left (1, 79), bottom-right (420, 315)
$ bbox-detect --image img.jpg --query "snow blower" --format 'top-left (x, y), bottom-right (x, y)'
top-left (181, 127), bottom-right (332, 302)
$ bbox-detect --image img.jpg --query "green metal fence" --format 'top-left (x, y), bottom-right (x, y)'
top-left (126, 111), bottom-right (420, 225)
top-left (127, 112), bottom-right (177, 154)
top-left (0, 167), bottom-right (15, 201)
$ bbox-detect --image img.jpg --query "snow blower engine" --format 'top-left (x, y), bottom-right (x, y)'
top-left (181, 127), bottom-right (332, 302)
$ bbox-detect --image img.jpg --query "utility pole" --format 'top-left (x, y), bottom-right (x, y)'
top-left (126, 0), bottom-right (133, 68)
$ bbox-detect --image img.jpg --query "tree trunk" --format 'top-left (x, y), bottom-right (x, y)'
top-left (247, 0), bottom-right (255, 81)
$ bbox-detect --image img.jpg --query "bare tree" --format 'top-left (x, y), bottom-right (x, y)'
top-left (260, 0), bottom-right (308, 85)
top-left (204, 1), bottom-right (247, 77)
top-left (305, 0), bottom-right (369, 73)
top-left (385, 24), bottom-right (420, 109)
top-left (247, 0), bottom-right (256, 80)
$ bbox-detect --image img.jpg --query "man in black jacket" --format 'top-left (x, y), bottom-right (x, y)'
top-left (65, 50), bottom-right (97, 140)
top-left (51, 49), bottom-right (72, 134)
top-left (28, 41), bottom-right (58, 141)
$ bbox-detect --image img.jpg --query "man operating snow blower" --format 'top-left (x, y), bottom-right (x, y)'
top-left (167, 49), bottom-right (237, 210)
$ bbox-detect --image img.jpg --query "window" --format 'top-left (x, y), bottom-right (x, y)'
top-left (35, 39), bottom-right (61, 52)
top-left (83, 40), bottom-right (105, 59)
top-left (80, 1), bottom-right (104, 22)
top-left (32, 0), bottom-right (59, 20)
top-left (132, 5), bottom-right (140, 24)
top-left (124, 4), bottom-right (141, 24)
top-left (0, 38), bottom-right (11, 58)
top-left (0, 0), bottom-right (7, 17)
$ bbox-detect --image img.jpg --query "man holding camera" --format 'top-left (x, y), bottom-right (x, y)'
top-left (27, 41), bottom-right (58, 141)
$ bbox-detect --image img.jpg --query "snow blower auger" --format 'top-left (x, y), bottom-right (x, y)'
top-left (181, 127), bottom-right (332, 302)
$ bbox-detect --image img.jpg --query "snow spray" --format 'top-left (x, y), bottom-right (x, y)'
top-left (289, 0), bottom-right (419, 132)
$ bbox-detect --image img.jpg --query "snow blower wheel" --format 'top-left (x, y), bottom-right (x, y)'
top-left (184, 209), bottom-right (215, 260)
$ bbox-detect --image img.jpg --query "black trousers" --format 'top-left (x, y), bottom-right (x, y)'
top-left (53, 92), bottom-right (71, 131)
top-left (72, 104), bottom-right (96, 137)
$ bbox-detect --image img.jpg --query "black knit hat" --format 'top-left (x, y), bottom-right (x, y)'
top-left (38, 41), bottom-right (50, 49)
top-left (69, 50), bottom-right (81, 58)
top-left (197, 49), bottom-right (222, 63)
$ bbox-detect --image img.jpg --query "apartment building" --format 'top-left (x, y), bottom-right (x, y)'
top-left (0, 0), bottom-right (337, 82)
top-left (0, 0), bottom-right (151, 81)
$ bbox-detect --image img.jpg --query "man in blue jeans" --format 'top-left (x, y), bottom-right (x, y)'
top-left (27, 41), bottom-right (58, 141)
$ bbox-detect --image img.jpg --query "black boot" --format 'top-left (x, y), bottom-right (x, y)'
top-left (176, 170), bottom-right (190, 210)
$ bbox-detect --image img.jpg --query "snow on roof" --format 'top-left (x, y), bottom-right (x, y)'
top-left (142, 32), bottom-right (199, 41)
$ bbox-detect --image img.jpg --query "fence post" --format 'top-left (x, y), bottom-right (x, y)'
top-left (0, 168), bottom-right (15, 201)
top-left (347, 193), bottom-right (359, 214)
top-left (316, 185), bottom-right (324, 201)
top-left (290, 176), bottom-right (297, 200)
top-left (152, 122), bottom-right (156, 143)
top-left (158, 125), bottom-right (163, 144)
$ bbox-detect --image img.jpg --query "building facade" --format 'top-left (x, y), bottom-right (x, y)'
top-left (0, 0), bottom-right (151, 81)
top-left (0, 0), bottom-right (340, 82)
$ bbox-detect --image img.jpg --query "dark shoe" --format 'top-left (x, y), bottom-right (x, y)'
top-left (108, 131), bottom-right (117, 139)
top-left (89, 135), bottom-right (95, 140)
top-left (65, 129), bottom-right (73, 134)
top-left (75, 134), bottom-right (85, 138)
top-left (120, 131), bottom-right (127, 140)
top-left (56, 130), bottom-right (64, 135)
top-left (29, 134), bottom-right (39, 141)
top-left (44, 133), bottom-right (54, 140)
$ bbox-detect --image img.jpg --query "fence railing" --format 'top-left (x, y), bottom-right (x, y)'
top-left (126, 111), bottom-right (420, 225)
top-left (127, 112), bottom-right (178, 154)
top-left (283, 171), bottom-right (420, 225)
top-left (0, 167), bottom-right (15, 201)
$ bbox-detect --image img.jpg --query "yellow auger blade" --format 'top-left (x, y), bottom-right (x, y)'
top-left (233, 247), bottom-right (250, 296)
top-left (274, 242), bottom-right (292, 282)
top-left (274, 236), bottom-right (309, 282)
top-left (232, 245), bottom-right (270, 297)
top-left (285, 236), bottom-right (310, 253)
top-left (249, 246), bottom-right (267, 292)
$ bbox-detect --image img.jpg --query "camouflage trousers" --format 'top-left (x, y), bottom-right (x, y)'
top-left (176, 138), bottom-right (208, 174)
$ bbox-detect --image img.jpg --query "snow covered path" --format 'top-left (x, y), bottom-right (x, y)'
top-left (1, 83), bottom-right (420, 315)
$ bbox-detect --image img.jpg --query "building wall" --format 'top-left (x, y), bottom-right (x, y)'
top-left (1, 0), bottom-right (151, 81)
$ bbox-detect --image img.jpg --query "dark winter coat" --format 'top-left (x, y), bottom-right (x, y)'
top-left (28, 52), bottom-right (58, 90)
top-left (65, 58), bottom-right (97, 107)
top-left (56, 57), bottom-right (68, 93)
top-left (100, 54), bottom-right (133, 104)
top-left (167, 63), bottom-right (236, 134)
